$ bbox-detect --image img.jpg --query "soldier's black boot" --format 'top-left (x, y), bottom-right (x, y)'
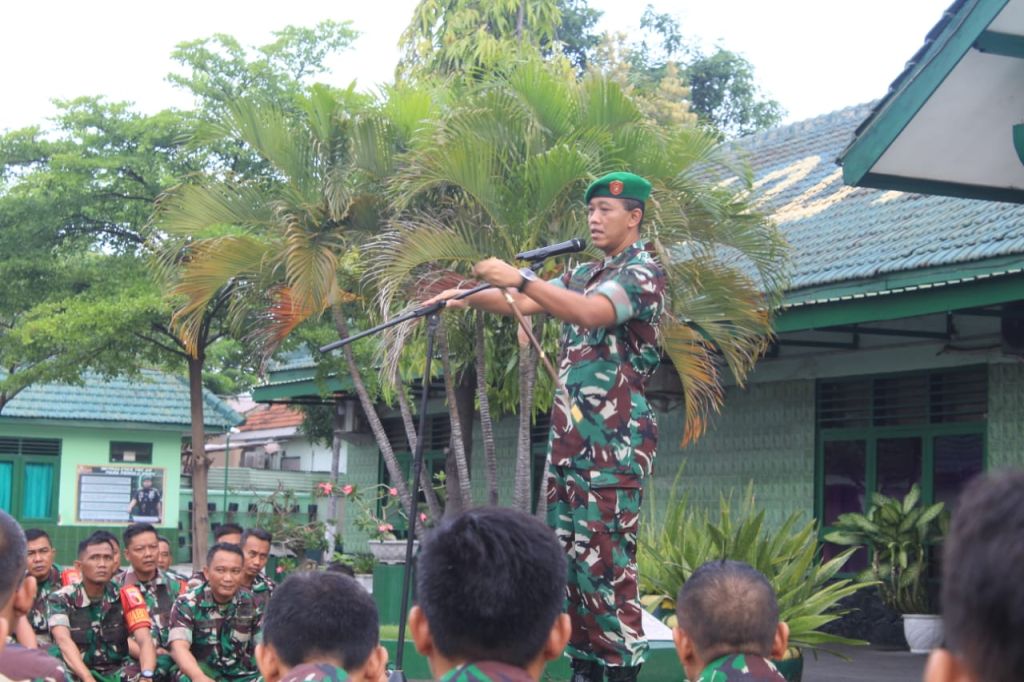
top-left (570, 659), bottom-right (604, 682)
top-left (604, 665), bottom-right (642, 682)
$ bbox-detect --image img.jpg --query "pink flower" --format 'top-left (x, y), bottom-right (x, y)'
top-left (379, 523), bottom-right (394, 532)
top-left (275, 566), bottom-right (284, 574)
top-left (341, 484), bottom-right (354, 496)
top-left (388, 487), bottom-right (398, 497)
top-left (317, 482), bottom-right (333, 495)
top-left (419, 513), bottom-right (428, 522)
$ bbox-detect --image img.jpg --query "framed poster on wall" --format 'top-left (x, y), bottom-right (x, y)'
top-left (76, 465), bottom-right (165, 524)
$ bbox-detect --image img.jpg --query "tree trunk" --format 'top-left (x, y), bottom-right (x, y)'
top-left (475, 312), bottom-right (499, 506)
top-left (516, 0), bottom-right (526, 42)
top-left (330, 304), bottom-right (413, 513)
top-left (437, 325), bottom-right (472, 511)
top-left (394, 374), bottom-right (443, 522)
top-left (513, 319), bottom-right (541, 511)
top-left (325, 401), bottom-right (343, 557)
top-left (187, 353), bottom-right (210, 571)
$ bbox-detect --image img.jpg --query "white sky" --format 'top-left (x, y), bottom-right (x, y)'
top-left (1, 0), bottom-right (953, 132)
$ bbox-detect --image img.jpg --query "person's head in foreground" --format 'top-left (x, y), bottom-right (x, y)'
top-left (925, 470), bottom-right (1024, 682)
top-left (255, 571), bottom-right (386, 682)
top-left (409, 506), bottom-right (570, 681)
top-left (0, 509), bottom-right (34, 653)
top-left (674, 560), bottom-right (789, 682)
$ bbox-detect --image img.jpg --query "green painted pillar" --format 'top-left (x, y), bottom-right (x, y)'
top-left (373, 563), bottom-right (414, 625)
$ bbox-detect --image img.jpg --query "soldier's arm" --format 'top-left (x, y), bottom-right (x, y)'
top-left (169, 640), bottom-right (215, 682)
top-left (132, 627), bottom-right (157, 674)
top-left (50, 625), bottom-right (96, 682)
top-left (13, 614), bottom-right (38, 647)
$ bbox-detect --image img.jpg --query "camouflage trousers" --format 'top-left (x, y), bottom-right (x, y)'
top-left (546, 465), bottom-right (647, 668)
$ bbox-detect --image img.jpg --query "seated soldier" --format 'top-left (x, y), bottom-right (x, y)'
top-left (47, 533), bottom-right (156, 682)
top-left (239, 529), bottom-right (274, 614)
top-left (925, 470), bottom-right (1024, 682)
top-left (157, 537), bottom-right (188, 583)
top-left (673, 560), bottom-right (789, 682)
top-left (16, 528), bottom-right (63, 648)
top-left (115, 523), bottom-right (185, 681)
top-left (167, 543), bottom-right (260, 682)
top-left (255, 571), bottom-right (387, 682)
top-left (409, 507), bottom-right (570, 682)
top-left (0, 510), bottom-right (67, 681)
top-left (187, 524), bottom-right (244, 589)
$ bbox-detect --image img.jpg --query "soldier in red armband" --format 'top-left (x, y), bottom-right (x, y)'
top-left (46, 533), bottom-right (156, 682)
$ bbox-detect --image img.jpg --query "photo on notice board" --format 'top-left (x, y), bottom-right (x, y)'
top-left (76, 465), bottom-right (165, 524)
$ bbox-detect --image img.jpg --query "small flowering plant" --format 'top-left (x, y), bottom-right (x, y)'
top-left (315, 481), bottom-right (407, 541)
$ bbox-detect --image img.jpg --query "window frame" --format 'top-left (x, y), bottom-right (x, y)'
top-left (0, 438), bottom-right (62, 522)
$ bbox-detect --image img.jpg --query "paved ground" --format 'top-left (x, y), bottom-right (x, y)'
top-left (804, 645), bottom-right (927, 681)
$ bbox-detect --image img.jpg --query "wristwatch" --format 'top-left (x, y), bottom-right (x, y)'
top-left (141, 671), bottom-right (155, 679)
top-left (518, 267), bottom-right (538, 292)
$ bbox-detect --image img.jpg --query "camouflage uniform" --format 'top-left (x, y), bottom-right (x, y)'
top-left (0, 643), bottom-right (67, 682)
top-left (166, 584), bottom-right (260, 681)
top-left (45, 581), bottom-right (142, 682)
top-left (695, 654), bottom-right (786, 682)
top-left (545, 240), bottom-right (666, 668)
top-left (439, 661), bottom-right (534, 682)
top-left (278, 663), bottom-right (348, 682)
top-left (113, 569), bottom-right (185, 679)
top-left (245, 573), bottom-right (275, 617)
top-left (27, 565), bottom-right (63, 645)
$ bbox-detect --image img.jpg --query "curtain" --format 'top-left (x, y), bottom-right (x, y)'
top-left (22, 462), bottom-right (53, 518)
top-left (0, 462), bottom-right (11, 512)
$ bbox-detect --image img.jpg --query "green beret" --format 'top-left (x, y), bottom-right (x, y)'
top-left (585, 172), bottom-right (652, 203)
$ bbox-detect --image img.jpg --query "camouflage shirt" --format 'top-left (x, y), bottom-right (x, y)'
top-left (45, 581), bottom-right (132, 673)
top-left (112, 568), bottom-right (184, 645)
top-left (279, 663), bottom-right (349, 681)
top-left (439, 662), bottom-right (534, 682)
top-left (0, 643), bottom-right (68, 682)
top-left (166, 584), bottom-right (260, 681)
top-left (549, 240), bottom-right (666, 479)
top-left (27, 565), bottom-right (62, 639)
top-left (246, 573), bottom-right (275, 617)
top-left (696, 654), bottom-right (786, 682)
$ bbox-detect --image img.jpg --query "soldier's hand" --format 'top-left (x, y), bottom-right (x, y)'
top-left (472, 258), bottom-right (521, 289)
top-left (422, 288), bottom-right (468, 309)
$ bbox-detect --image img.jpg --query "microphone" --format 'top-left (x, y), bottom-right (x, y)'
top-left (515, 239), bottom-right (585, 262)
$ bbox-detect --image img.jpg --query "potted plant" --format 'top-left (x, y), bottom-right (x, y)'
top-left (824, 484), bottom-right (947, 653)
top-left (316, 481), bottom-right (425, 563)
top-left (639, 473), bottom-right (873, 682)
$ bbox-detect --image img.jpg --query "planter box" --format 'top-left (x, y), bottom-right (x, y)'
top-left (368, 539), bottom-right (418, 564)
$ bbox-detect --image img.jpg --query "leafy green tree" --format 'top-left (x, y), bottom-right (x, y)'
top-left (373, 57), bottom-right (788, 511)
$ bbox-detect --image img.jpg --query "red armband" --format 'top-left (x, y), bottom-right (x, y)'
top-left (60, 568), bottom-right (82, 586)
top-left (119, 585), bottom-right (152, 633)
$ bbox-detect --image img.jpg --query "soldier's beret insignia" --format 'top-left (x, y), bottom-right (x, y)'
top-left (609, 180), bottom-right (624, 196)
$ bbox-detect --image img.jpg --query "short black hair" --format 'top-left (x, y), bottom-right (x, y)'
top-left (942, 471), bottom-right (1024, 682)
top-left (676, 560), bottom-right (779, 660)
top-left (91, 529), bottom-right (120, 549)
top-left (123, 523), bottom-right (158, 548)
top-left (78, 533), bottom-right (117, 558)
top-left (214, 523), bottom-right (244, 540)
top-left (619, 197), bottom-right (645, 227)
top-left (241, 527), bottom-right (272, 546)
top-left (206, 541), bottom-right (244, 566)
top-left (262, 571), bottom-right (378, 670)
top-left (326, 561), bottom-right (356, 578)
top-left (24, 529), bottom-right (51, 545)
top-left (157, 535), bottom-right (171, 546)
top-left (416, 507), bottom-right (566, 667)
top-left (0, 510), bottom-right (27, 606)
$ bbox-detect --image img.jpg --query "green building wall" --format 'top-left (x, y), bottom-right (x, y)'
top-left (987, 362), bottom-right (1024, 470)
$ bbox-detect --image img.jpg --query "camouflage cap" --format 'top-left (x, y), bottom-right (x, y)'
top-left (585, 172), bottom-right (652, 203)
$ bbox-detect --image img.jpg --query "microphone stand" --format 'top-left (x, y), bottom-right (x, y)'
top-left (319, 257), bottom-right (567, 682)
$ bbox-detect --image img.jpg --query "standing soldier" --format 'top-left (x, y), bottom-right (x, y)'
top-left (47, 534), bottom-right (157, 682)
top-left (115, 524), bottom-right (185, 681)
top-left (18, 529), bottom-right (62, 647)
top-left (167, 543), bottom-right (260, 682)
top-left (239, 529), bottom-right (274, 616)
top-left (428, 172), bottom-right (667, 682)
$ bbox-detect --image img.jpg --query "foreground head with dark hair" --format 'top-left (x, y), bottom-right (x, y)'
top-left (409, 506), bottom-right (569, 681)
top-left (255, 571), bottom-right (386, 682)
top-left (673, 560), bottom-right (789, 682)
top-left (0, 511), bottom-right (45, 666)
top-left (214, 523), bottom-right (244, 546)
top-left (925, 470), bottom-right (1024, 682)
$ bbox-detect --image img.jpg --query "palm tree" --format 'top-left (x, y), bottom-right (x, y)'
top-left (153, 85), bottom-right (446, 550)
top-left (371, 57), bottom-right (788, 511)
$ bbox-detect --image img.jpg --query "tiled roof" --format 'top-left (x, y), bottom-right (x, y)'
top-left (735, 103), bottom-right (1024, 297)
top-left (1, 369), bottom-right (241, 428)
top-left (238, 403), bottom-right (304, 432)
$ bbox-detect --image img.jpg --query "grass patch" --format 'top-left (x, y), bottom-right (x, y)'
top-left (380, 624), bottom-right (401, 640)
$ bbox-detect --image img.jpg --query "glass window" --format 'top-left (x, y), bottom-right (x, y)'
top-left (110, 442), bottom-right (153, 464)
top-left (0, 462), bottom-right (12, 512)
top-left (933, 434), bottom-right (984, 510)
top-left (876, 437), bottom-right (922, 499)
top-left (822, 440), bottom-right (866, 525)
top-left (22, 463), bottom-right (53, 518)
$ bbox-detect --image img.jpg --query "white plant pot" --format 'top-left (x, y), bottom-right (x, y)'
top-left (367, 539), bottom-right (418, 564)
top-left (903, 614), bottom-right (944, 654)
